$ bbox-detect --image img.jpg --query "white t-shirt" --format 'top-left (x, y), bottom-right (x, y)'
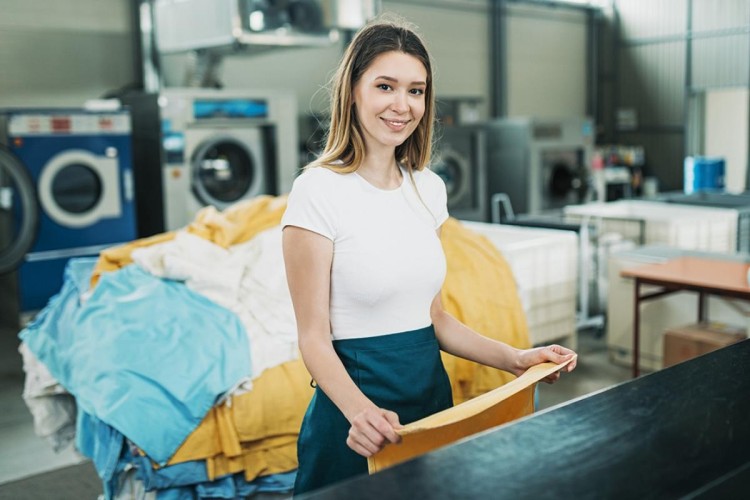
top-left (282, 165), bottom-right (449, 340)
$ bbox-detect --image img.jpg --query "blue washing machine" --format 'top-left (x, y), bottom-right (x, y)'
top-left (0, 109), bottom-right (138, 312)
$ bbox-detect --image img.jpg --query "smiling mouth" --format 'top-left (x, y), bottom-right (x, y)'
top-left (381, 118), bottom-right (411, 129)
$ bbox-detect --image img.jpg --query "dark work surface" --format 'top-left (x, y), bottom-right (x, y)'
top-left (302, 340), bottom-right (750, 500)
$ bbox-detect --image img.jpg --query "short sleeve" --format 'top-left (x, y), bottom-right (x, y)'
top-left (281, 169), bottom-right (337, 240)
top-left (429, 171), bottom-right (450, 229)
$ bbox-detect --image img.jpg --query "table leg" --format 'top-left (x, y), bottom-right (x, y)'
top-left (698, 291), bottom-right (706, 322)
top-left (633, 278), bottom-right (641, 378)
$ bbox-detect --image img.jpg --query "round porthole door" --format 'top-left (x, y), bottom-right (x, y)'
top-left (0, 146), bottom-right (39, 274)
top-left (191, 136), bottom-right (262, 210)
top-left (432, 147), bottom-right (470, 208)
top-left (542, 150), bottom-right (587, 210)
top-left (38, 149), bottom-right (121, 228)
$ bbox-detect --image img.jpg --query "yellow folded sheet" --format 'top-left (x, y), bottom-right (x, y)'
top-left (167, 358), bottom-right (314, 468)
top-left (205, 435), bottom-right (300, 481)
top-left (368, 357), bottom-right (575, 474)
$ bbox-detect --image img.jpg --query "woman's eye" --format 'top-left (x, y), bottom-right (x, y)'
top-left (377, 84), bottom-right (392, 91)
top-left (410, 88), bottom-right (425, 95)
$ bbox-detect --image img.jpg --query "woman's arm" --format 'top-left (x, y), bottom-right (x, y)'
top-left (430, 293), bottom-right (576, 383)
top-left (282, 226), bottom-right (401, 456)
top-left (430, 227), bottom-right (576, 382)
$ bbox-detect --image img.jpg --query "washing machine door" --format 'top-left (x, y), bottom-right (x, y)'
top-left (542, 150), bottom-right (588, 210)
top-left (432, 146), bottom-right (470, 209)
top-left (38, 149), bottom-right (122, 228)
top-left (191, 136), bottom-right (262, 210)
top-left (0, 146), bottom-right (38, 274)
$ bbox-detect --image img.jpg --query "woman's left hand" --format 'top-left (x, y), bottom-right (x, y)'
top-left (513, 344), bottom-right (578, 384)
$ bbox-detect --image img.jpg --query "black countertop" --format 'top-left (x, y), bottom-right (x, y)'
top-left (302, 340), bottom-right (750, 499)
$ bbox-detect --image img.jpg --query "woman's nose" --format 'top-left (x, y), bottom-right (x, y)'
top-left (390, 91), bottom-right (408, 113)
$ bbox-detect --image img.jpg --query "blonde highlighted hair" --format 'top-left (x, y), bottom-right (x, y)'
top-left (308, 15), bottom-right (435, 175)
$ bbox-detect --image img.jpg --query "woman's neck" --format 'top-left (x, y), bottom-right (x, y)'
top-left (357, 149), bottom-right (402, 190)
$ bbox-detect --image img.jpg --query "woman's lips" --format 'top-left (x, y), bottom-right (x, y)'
top-left (381, 117), bottom-right (410, 131)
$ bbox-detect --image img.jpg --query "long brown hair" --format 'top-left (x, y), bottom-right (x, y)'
top-left (309, 15), bottom-right (435, 174)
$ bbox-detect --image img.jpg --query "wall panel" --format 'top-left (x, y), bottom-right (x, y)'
top-left (0, 0), bottom-right (134, 107)
top-left (692, 0), bottom-right (750, 33)
top-left (506, 3), bottom-right (588, 118)
top-left (619, 42), bottom-right (685, 126)
top-left (616, 0), bottom-right (687, 40)
top-left (691, 34), bottom-right (750, 89)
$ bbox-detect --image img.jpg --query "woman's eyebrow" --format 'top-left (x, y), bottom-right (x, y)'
top-left (374, 75), bottom-right (426, 86)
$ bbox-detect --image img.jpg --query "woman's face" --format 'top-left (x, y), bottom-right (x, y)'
top-left (352, 50), bottom-right (427, 154)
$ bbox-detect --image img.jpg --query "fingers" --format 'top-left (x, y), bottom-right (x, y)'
top-left (544, 345), bottom-right (578, 369)
top-left (565, 355), bottom-right (578, 372)
top-left (381, 410), bottom-right (403, 442)
top-left (542, 345), bottom-right (571, 364)
top-left (347, 408), bottom-right (402, 457)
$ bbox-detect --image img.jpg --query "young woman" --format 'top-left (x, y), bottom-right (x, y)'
top-left (282, 17), bottom-right (578, 495)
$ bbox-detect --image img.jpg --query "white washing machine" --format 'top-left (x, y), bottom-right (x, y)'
top-left (158, 88), bottom-right (298, 231)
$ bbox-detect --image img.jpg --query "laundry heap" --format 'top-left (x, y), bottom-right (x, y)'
top-left (19, 195), bottom-right (531, 499)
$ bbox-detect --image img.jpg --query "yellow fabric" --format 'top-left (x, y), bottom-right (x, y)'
top-left (439, 217), bottom-right (532, 404)
top-left (90, 195), bottom-right (288, 287)
top-left (205, 436), bottom-right (299, 481)
top-left (90, 231), bottom-right (176, 288)
top-left (184, 194), bottom-right (288, 249)
top-left (368, 358), bottom-right (575, 473)
top-left (90, 198), bottom-right (533, 481)
top-left (167, 359), bottom-right (314, 480)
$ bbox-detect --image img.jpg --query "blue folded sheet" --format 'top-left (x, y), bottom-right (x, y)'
top-left (21, 260), bottom-right (251, 466)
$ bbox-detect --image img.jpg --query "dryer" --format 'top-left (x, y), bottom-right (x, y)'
top-left (432, 124), bottom-right (487, 222)
top-left (152, 88), bottom-right (298, 231)
top-left (0, 109), bottom-right (137, 312)
top-left (485, 117), bottom-right (595, 217)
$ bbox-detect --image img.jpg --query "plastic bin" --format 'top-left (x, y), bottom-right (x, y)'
top-left (462, 221), bottom-right (578, 349)
top-left (563, 200), bottom-right (737, 254)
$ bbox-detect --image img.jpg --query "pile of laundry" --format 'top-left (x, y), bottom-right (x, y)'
top-left (19, 195), bottom-right (532, 499)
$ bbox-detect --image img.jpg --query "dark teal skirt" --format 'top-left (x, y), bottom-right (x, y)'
top-left (293, 325), bottom-right (453, 496)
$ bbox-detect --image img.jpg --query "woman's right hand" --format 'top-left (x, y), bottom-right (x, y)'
top-left (346, 407), bottom-right (403, 457)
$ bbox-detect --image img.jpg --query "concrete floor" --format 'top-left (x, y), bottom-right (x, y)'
top-left (0, 313), bottom-right (86, 485)
top-left (0, 269), bottom-right (633, 488)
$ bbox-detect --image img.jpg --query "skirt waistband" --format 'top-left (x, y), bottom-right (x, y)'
top-left (332, 325), bottom-right (436, 352)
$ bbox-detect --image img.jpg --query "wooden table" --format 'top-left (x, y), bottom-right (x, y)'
top-left (621, 256), bottom-right (750, 377)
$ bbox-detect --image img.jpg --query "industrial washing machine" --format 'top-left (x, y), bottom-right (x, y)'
top-left (431, 123), bottom-right (487, 222)
top-left (0, 109), bottom-right (137, 312)
top-left (485, 117), bottom-right (595, 217)
top-left (124, 88), bottom-right (298, 233)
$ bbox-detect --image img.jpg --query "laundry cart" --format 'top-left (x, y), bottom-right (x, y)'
top-left (563, 200), bottom-right (738, 253)
top-left (649, 191), bottom-right (750, 253)
top-left (462, 221), bottom-right (578, 350)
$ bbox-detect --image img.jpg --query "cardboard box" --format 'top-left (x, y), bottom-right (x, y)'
top-left (663, 322), bottom-right (747, 368)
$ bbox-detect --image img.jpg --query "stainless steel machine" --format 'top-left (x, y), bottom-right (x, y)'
top-left (432, 124), bottom-right (487, 222)
top-left (153, 0), bottom-right (379, 54)
top-left (485, 117), bottom-right (595, 217)
top-left (122, 88), bottom-right (298, 234)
